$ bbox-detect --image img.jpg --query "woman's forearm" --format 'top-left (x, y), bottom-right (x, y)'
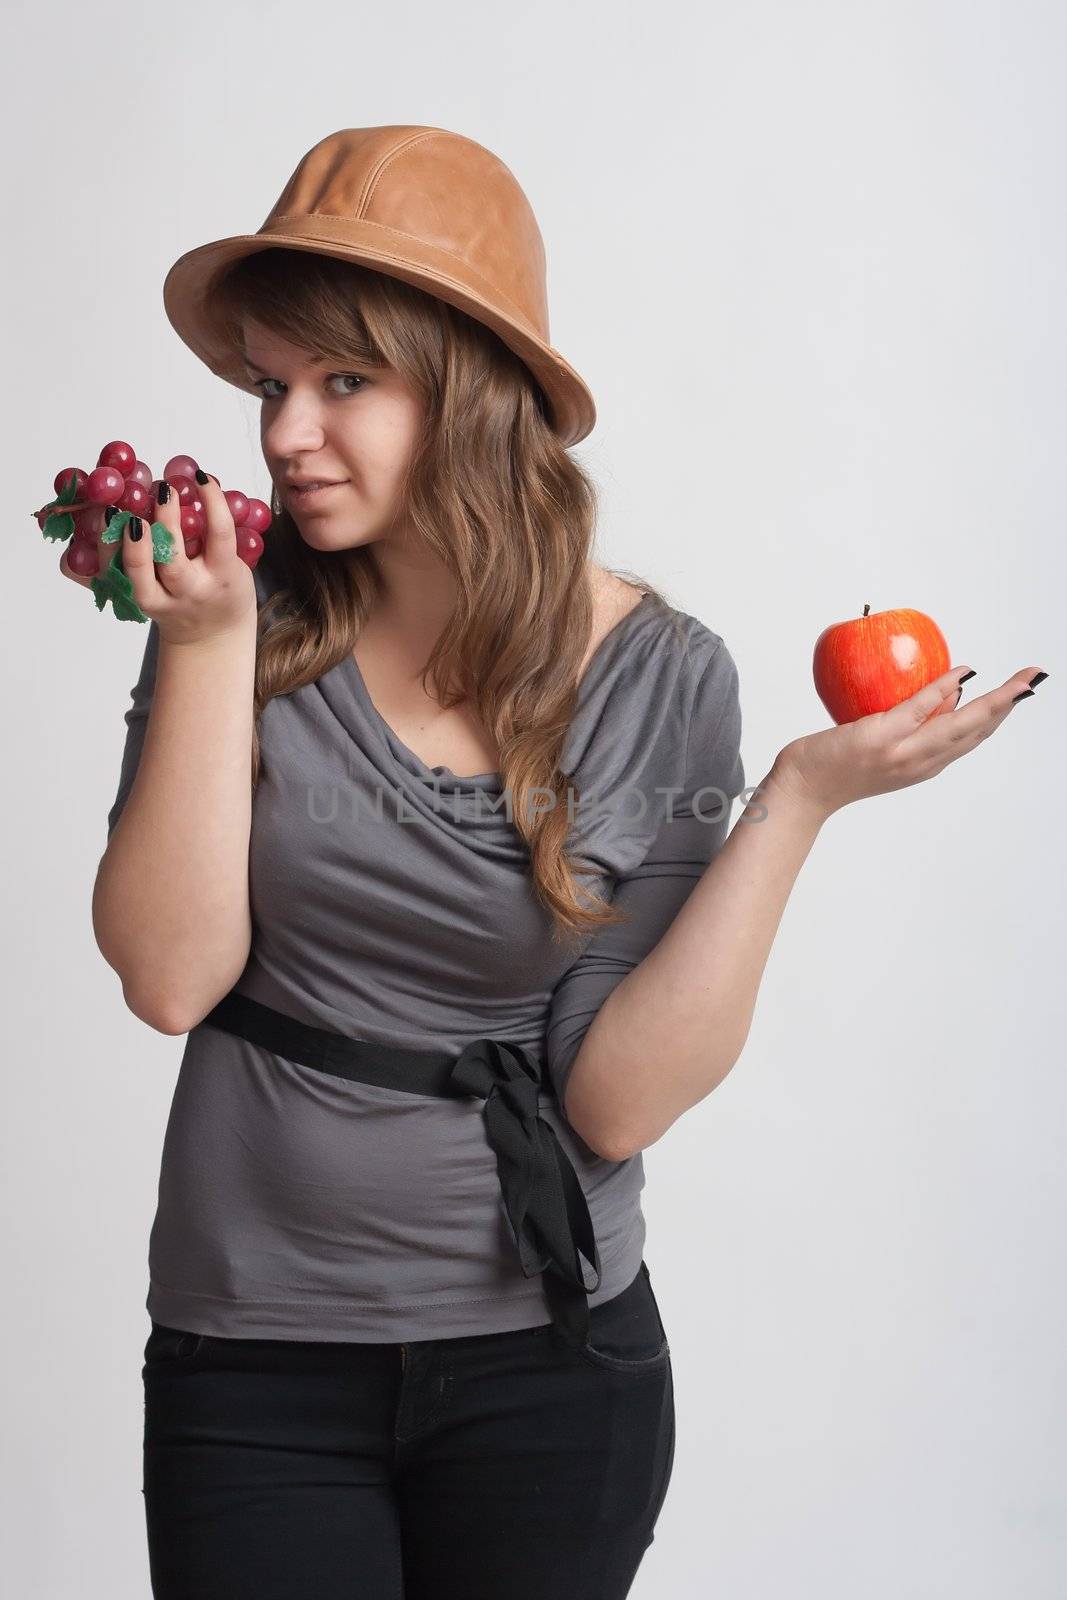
top-left (92, 616), bottom-right (258, 1033)
top-left (563, 764), bottom-right (830, 1160)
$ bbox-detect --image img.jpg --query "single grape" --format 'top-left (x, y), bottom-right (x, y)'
top-left (243, 499), bottom-right (271, 535)
top-left (184, 535), bottom-right (204, 559)
top-left (97, 440), bottom-right (137, 475)
top-left (180, 507), bottom-right (206, 538)
top-left (127, 460), bottom-right (155, 491)
top-left (236, 527), bottom-right (264, 568)
top-left (75, 505), bottom-right (108, 540)
top-left (170, 474), bottom-right (198, 507)
top-left (53, 466), bottom-right (88, 498)
top-left (66, 541), bottom-right (100, 577)
top-left (85, 465), bottom-right (126, 504)
top-left (224, 488), bottom-right (250, 527)
top-left (118, 481), bottom-right (151, 516)
top-left (163, 453), bottom-right (199, 481)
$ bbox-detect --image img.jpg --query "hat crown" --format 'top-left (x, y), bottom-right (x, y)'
top-left (260, 126), bottom-right (550, 341)
top-left (161, 124), bottom-right (596, 444)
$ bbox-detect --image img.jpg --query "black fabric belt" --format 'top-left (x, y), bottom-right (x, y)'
top-left (199, 989), bottom-right (603, 1352)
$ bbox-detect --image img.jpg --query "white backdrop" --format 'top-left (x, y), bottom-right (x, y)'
top-left (3, 1), bottom-right (1064, 1594)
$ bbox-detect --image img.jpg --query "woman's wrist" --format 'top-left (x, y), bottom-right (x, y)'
top-left (751, 754), bottom-right (838, 831)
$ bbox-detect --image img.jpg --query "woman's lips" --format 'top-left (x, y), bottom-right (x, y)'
top-left (287, 481), bottom-right (349, 507)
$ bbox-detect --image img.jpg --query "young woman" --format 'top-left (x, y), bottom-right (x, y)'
top-left (75, 127), bottom-right (1046, 1600)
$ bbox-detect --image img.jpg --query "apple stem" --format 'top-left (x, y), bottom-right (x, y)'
top-left (863, 603), bottom-right (870, 617)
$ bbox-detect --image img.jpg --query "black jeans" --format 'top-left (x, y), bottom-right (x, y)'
top-left (142, 1259), bottom-right (675, 1599)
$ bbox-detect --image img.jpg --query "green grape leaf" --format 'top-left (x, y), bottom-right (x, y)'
top-left (110, 588), bottom-right (149, 623)
top-left (88, 544), bottom-right (148, 623)
top-left (151, 522), bottom-right (176, 563)
top-left (43, 511), bottom-right (75, 541)
top-left (100, 514), bottom-right (173, 564)
top-left (100, 510), bottom-right (132, 544)
top-left (106, 543), bottom-right (133, 594)
top-left (38, 473), bottom-right (81, 534)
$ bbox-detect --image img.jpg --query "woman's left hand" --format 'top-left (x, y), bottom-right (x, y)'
top-left (770, 662), bottom-right (1050, 820)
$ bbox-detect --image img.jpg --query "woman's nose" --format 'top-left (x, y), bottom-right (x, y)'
top-left (262, 412), bottom-right (328, 456)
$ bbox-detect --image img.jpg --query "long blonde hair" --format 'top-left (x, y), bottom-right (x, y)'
top-left (208, 248), bottom-right (681, 944)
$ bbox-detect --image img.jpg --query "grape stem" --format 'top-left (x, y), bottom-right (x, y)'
top-left (33, 497), bottom-right (153, 522)
top-left (33, 499), bottom-right (95, 519)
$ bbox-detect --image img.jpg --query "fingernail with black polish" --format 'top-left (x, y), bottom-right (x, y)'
top-left (958, 669), bottom-right (977, 684)
top-left (157, 480), bottom-right (171, 505)
top-left (1029, 671), bottom-right (1049, 688)
top-left (129, 517), bottom-right (143, 541)
top-left (194, 468), bottom-right (209, 485)
top-left (104, 503), bottom-right (119, 524)
top-left (1011, 689), bottom-right (1034, 703)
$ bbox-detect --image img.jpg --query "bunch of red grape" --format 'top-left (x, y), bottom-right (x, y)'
top-left (34, 439), bottom-right (272, 620)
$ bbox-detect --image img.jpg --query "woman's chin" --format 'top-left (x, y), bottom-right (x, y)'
top-left (294, 523), bottom-right (379, 553)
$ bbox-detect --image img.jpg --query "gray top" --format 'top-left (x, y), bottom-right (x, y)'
top-left (107, 556), bottom-right (744, 1342)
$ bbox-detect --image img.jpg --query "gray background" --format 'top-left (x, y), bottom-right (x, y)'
top-left (3, 0), bottom-right (1063, 1593)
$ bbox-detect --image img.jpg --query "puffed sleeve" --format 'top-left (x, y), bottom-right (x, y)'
top-left (544, 636), bottom-right (744, 1108)
top-left (106, 620), bottom-right (161, 841)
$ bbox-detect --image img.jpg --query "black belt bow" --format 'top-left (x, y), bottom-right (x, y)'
top-left (199, 992), bottom-right (602, 1352)
top-left (448, 1037), bottom-right (602, 1347)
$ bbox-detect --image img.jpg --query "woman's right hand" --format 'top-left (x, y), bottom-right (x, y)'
top-left (59, 475), bottom-right (258, 645)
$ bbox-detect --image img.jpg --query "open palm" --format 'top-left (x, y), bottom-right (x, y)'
top-left (773, 664), bottom-right (1050, 818)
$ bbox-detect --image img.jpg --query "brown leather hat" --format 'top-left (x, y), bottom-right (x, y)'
top-left (162, 125), bottom-right (596, 447)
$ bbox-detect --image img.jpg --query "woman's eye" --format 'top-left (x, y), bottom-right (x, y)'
top-left (252, 374), bottom-right (367, 399)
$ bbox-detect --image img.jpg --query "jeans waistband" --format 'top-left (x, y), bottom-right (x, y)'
top-left (199, 989), bottom-right (603, 1351)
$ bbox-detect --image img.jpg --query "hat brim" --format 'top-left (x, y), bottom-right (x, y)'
top-left (162, 226), bottom-right (596, 447)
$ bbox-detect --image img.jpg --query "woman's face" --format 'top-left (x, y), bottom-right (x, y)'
top-left (240, 318), bottom-right (423, 553)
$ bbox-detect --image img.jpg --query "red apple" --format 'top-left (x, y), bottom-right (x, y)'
top-left (813, 604), bottom-right (952, 725)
